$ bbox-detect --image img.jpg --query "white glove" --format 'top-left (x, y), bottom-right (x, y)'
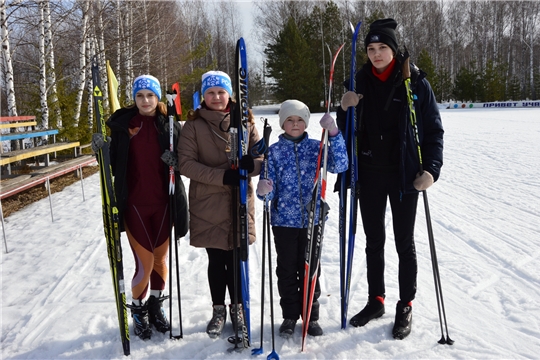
top-left (413, 171), bottom-right (434, 191)
top-left (256, 179), bottom-right (273, 196)
top-left (319, 113), bottom-right (339, 137)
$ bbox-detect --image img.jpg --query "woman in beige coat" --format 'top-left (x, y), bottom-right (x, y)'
top-left (178, 70), bottom-right (261, 341)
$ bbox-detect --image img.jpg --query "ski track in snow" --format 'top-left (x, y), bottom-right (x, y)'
top-left (1, 106), bottom-right (540, 359)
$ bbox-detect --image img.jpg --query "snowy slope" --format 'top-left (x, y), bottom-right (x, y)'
top-left (1, 106), bottom-right (539, 359)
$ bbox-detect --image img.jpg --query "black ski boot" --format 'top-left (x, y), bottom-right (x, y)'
top-left (128, 301), bottom-right (152, 340)
top-left (279, 318), bottom-right (297, 339)
top-left (392, 301), bottom-right (412, 340)
top-left (350, 295), bottom-right (385, 327)
top-left (147, 295), bottom-right (171, 333)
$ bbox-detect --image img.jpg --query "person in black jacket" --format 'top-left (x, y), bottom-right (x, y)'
top-left (92, 75), bottom-right (188, 340)
top-left (337, 18), bottom-right (444, 340)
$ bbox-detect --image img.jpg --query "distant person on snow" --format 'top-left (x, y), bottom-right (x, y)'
top-left (92, 75), bottom-right (189, 340)
top-left (177, 70), bottom-right (262, 341)
top-left (336, 18), bottom-right (444, 339)
top-left (256, 99), bottom-right (348, 338)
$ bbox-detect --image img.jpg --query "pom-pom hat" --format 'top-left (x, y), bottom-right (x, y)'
top-left (279, 100), bottom-right (310, 129)
top-left (132, 75), bottom-right (161, 100)
top-left (201, 71), bottom-right (233, 97)
top-left (364, 18), bottom-right (399, 54)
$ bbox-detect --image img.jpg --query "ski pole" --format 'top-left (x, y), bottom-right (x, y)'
top-left (402, 48), bottom-right (453, 345)
top-left (251, 207), bottom-right (266, 355)
top-left (251, 118), bottom-right (272, 356)
top-left (174, 230), bottom-right (183, 338)
top-left (226, 100), bottom-right (245, 351)
top-left (249, 118), bottom-right (275, 357)
top-left (266, 204), bottom-right (279, 360)
top-left (166, 90), bottom-right (182, 340)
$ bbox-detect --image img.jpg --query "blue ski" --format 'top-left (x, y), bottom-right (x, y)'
top-left (340, 21), bottom-right (362, 330)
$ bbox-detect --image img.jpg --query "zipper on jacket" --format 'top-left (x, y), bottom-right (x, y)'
top-left (294, 143), bottom-right (305, 227)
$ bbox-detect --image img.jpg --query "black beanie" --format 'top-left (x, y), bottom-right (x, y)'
top-left (364, 18), bottom-right (399, 54)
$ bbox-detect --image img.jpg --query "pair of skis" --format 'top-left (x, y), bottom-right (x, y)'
top-left (228, 37), bottom-right (251, 352)
top-left (301, 43), bottom-right (345, 352)
top-left (91, 58), bottom-right (130, 356)
top-left (339, 21), bottom-right (362, 330)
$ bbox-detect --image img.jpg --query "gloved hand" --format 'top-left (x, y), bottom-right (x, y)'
top-left (256, 179), bottom-right (273, 196)
top-left (239, 155), bottom-right (255, 173)
top-left (413, 171), bottom-right (434, 191)
top-left (340, 91), bottom-right (362, 111)
top-left (223, 169), bottom-right (247, 186)
top-left (319, 113), bottom-right (339, 137)
top-left (91, 133), bottom-right (111, 153)
top-left (161, 150), bottom-right (178, 171)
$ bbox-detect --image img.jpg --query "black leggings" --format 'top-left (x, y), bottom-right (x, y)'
top-left (206, 248), bottom-right (242, 306)
top-left (358, 170), bottom-right (419, 303)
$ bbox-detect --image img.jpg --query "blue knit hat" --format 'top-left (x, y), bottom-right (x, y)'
top-left (132, 75), bottom-right (161, 100)
top-left (201, 71), bottom-right (233, 97)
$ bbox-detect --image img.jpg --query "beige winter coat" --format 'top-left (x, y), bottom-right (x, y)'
top-left (178, 107), bottom-right (262, 251)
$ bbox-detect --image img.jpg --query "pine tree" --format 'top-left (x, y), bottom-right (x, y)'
top-left (264, 17), bottom-right (320, 109)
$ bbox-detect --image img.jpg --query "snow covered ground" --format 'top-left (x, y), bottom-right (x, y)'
top-left (2, 106), bottom-right (540, 359)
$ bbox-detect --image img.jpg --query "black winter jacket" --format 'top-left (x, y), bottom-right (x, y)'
top-left (107, 107), bottom-right (189, 238)
top-left (336, 58), bottom-right (444, 194)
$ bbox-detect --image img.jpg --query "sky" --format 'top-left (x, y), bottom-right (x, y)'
top-left (1, 105), bottom-right (540, 359)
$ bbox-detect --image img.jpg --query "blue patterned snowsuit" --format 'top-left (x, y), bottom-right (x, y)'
top-left (258, 130), bottom-right (348, 321)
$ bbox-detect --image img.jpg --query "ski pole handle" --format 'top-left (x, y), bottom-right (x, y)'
top-left (402, 46), bottom-right (411, 80)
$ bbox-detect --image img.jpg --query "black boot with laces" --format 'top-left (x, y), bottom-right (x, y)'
top-left (206, 305), bottom-right (227, 338)
top-left (147, 295), bottom-right (171, 333)
top-left (127, 301), bottom-right (152, 340)
top-left (228, 303), bottom-right (246, 344)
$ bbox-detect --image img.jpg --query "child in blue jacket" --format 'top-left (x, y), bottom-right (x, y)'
top-left (256, 99), bottom-right (348, 338)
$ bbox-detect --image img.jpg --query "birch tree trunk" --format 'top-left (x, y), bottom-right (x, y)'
top-left (115, 0), bottom-right (121, 98)
top-left (86, 1), bottom-right (94, 132)
top-left (0, 0), bottom-right (17, 152)
top-left (94, 0), bottom-right (108, 113)
top-left (38, 0), bottom-right (49, 130)
top-left (73, 0), bottom-right (90, 127)
top-left (43, 0), bottom-right (62, 129)
top-left (125, 2), bottom-right (133, 101)
top-left (87, 36), bottom-right (95, 132)
top-left (0, 0), bottom-right (18, 118)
